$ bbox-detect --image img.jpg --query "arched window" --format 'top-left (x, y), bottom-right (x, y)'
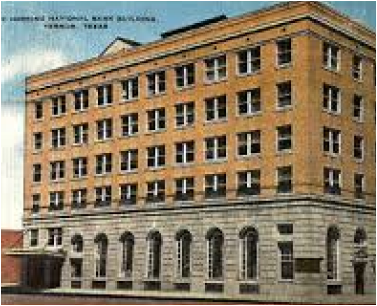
top-left (176, 230), bottom-right (192, 278)
top-left (206, 228), bottom-right (224, 279)
top-left (119, 232), bottom-right (134, 278)
top-left (327, 226), bottom-right (340, 280)
top-left (239, 227), bottom-right (258, 280)
top-left (146, 231), bottom-right (162, 279)
top-left (94, 233), bottom-right (108, 278)
top-left (71, 234), bottom-right (83, 253)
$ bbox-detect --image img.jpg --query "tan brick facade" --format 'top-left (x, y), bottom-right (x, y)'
top-left (23, 2), bottom-right (375, 302)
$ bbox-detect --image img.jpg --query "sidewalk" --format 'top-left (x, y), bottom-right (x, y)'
top-left (2, 285), bottom-right (375, 305)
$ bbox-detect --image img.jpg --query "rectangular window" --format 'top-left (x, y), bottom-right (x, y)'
top-left (353, 95), bottom-right (364, 122)
top-left (51, 128), bottom-right (66, 148)
top-left (323, 42), bottom-right (340, 71)
top-left (146, 180), bottom-right (165, 202)
top-left (175, 102), bottom-right (195, 128)
top-left (34, 102), bottom-right (43, 120)
top-left (205, 136), bottom-right (227, 161)
top-left (175, 177), bottom-right (194, 201)
top-left (354, 135), bottom-right (364, 160)
top-left (279, 241), bottom-right (294, 280)
top-left (120, 183), bottom-right (137, 205)
top-left (95, 153), bottom-right (112, 175)
top-left (95, 186), bottom-right (112, 207)
top-left (323, 84), bottom-right (341, 114)
top-left (50, 160), bottom-right (65, 181)
top-left (72, 189), bottom-right (87, 209)
top-left (74, 89), bottom-right (89, 112)
top-left (72, 157), bottom-right (87, 178)
top-left (32, 194), bottom-right (40, 214)
top-left (51, 95), bottom-right (66, 116)
top-left (97, 84), bottom-right (113, 106)
top-left (352, 55), bottom-right (362, 81)
top-left (147, 108), bottom-right (166, 131)
top-left (33, 132), bottom-right (43, 151)
top-left (323, 127), bottom-right (341, 155)
top-left (205, 95), bottom-right (227, 122)
top-left (33, 164), bottom-right (42, 182)
top-left (120, 149), bottom-right (138, 172)
top-left (237, 130), bottom-right (261, 157)
top-left (237, 88), bottom-right (261, 115)
top-left (73, 123), bottom-right (89, 145)
top-left (121, 113), bottom-right (138, 137)
top-left (48, 228), bottom-right (63, 247)
top-left (277, 166), bottom-right (292, 194)
top-left (147, 71), bottom-right (166, 96)
top-left (277, 125), bottom-right (292, 152)
top-left (147, 145), bottom-right (165, 168)
top-left (205, 173), bottom-right (226, 199)
top-left (277, 81), bottom-right (292, 108)
top-left (237, 170), bottom-right (261, 196)
top-left (30, 229), bottom-right (38, 247)
top-left (175, 141), bottom-right (195, 164)
top-left (122, 77), bottom-right (139, 101)
top-left (49, 191), bottom-right (64, 211)
top-left (277, 38), bottom-right (292, 66)
top-left (96, 118), bottom-right (112, 141)
top-left (175, 63), bottom-right (195, 88)
top-left (324, 168), bottom-right (341, 195)
top-left (237, 46), bottom-right (261, 75)
top-left (354, 173), bottom-right (364, 199)
top-left (205, 55), bottom-right (227, 82)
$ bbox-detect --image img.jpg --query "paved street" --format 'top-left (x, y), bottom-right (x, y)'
top-left (1, 293), bottom-right (247, 305)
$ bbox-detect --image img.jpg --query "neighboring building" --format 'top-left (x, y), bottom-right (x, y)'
top-left (22, 2), bottom-right (375, 302)
top-left (1, 230), bottom-right (22, 285)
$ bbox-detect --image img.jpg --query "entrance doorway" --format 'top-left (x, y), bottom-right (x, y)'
top-left (354, 262), bottom-right (366, 295)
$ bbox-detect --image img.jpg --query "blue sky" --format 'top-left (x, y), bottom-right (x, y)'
top-left (1, 1), bottom-right (376, 229)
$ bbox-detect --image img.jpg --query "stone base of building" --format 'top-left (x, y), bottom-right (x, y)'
top-left (23, 196), bottom-right (376, 303)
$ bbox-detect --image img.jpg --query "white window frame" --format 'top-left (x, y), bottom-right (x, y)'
top-left (353, 95), bottom-right (364, 122)
top-left (276, 38), bottom-right (292, 67)
top-left (354, 135), bottom-right (364, 161)
top-left (239, 229), bottom-right (259, 281)
top-left (29, 229), bottom-right (39, 247)
top-left (33, 164), bottom-right (42, 182)
top-left (323, 84), bottom-right (341, 114)
top-left (72, 157), bottom-right (87, 179)
top-left (237, 88), bottom-right (261, 116)
top-left (323, 127), bottom-right (341, 155)
top-left (147, 70), bottom-right (166, 96)
top-left (237, 131), bottom-right (261, 157)
top-left (323, 42), bottom-right (341, 71)
top-left (51, 95), bottom-right (66, 117)
top-left (119, 184), bottom-right (137, 204)
top-left (32, 194), bottom-right (40, 214)
top-left (352, 55), bottom-right (363, 81)
top-left (276, 166), bottom-right (293, 194)
top-left (122, 76), bottom-right (139, 101)
top-left (176, 232), bottom-right (191, 279)
top-left (278, 241), bottom-right (294, 281)
top-left (354, 173), bottom-right (365, 199)
top-left (73, 123), bottom-right (88, 145)
top-left (324, 168), bottom-right (342, 194)
top-left (97, 84), bottom-right (112, 107)
top-left (120, 149), bottom-right (138, 172)
top-left (237, 46), bottom-right (261, 76)
top-left (237, 170), bottom-right (261, 196)
top-left (146, 180), bottom-right (165, 200)
top-left (96, 118), bottom-right (112, 141)
top-left (47, 228), bottom-right (63, 248)
top-left (276, 81), bottom-right (292, 109)
top-left (33, 132), bottom-right (43, 151)
top-left (175, 102), bottom-right (195, 128)
top-left (49, 191), bottom-right (64, 210)
top-left (95, 153), bottom-right (112, 175)
top-left (51, 128), bottom-right (66, 148)
top-left (146, 234), bottom-right (162, 279)
top-left (175, 177), bottom-right (194, 200)
top-left (95, 186), bottom-right (112, 205)
top-left (204, 136), bottom-right (227, 162)
top-left (119, 234), bottom-right (134, 278)
top-left (175, 63), bottom-right (195, 89)
top-left (147, 145), bottom-right (165, 169)
top-left (276, 125), bottom-right (292, 152)
top-left (204, 55), bottom-right (227, 83)
top-left (327, 229), bottom-right (341, 281)
top-left (71, 189), bottom-right (87, 208)
top-left (147, 108), bottom-right (166, 132)
top-left (74, 90), bottom-right (89, 112)
top-left (175, 141), bottom-right (195, 165)
top-left (34, 101), bottom-right (43, 120)
top-left (50, 160), bottom-right (65, 181)
top-left (204, 174), bottom-right (226, 197)
top-left (121, 113), bottom-right (138, 137)
top-left (205, 95), bottom-right (227, 122)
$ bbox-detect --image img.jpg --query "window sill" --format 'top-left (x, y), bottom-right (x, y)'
top-left (95, 138), bottom-right (113, 144)
top-left (72, 143), bottom-right (88, 147)
top-left (146, 166), bottom-right (166, 172)
top-left (276, 105), bottom-right (293, 112)
top-left (276, 63), bottom-right (292, 70)
top-left (323, 152), bottom-right (340, 158)
top-left (204, 119), bottom-right (228, 125)
top-left (238, 279), bottom-right (259, 284)
top-left (204, 78), bottom-right (227, 86)
top-left (120, 170), bottom-right (138, 175)
top-left (32, 150), bottom-right (42, 155)
top-left (278, 279), bottom-right (295, 283)
top-left (145, 129), bottom-right (167, 135)
top-left (174, 162), bottom-right (195, 168)
top-left (236, 154), bottom-right (261, 160)
top-left (72, 109), bottom-right (88, 114)
top-left (205, 279), bottom-right (224, 283)
top-left (175, 124), bottom-right (194, 131)
top-left (50, 147), bottom-right (66, 151)
top-left (50, 179), bottom-right (66, 184)
top-left (352, 118), bottom-right (364, 124)
top-left (121, 97), bottom-right (139, 103)
top-left (94, 173), bottom-right (112, 178)
top-left (119, 134), bottom-right (139, 139)
top-left (51, 114), bottom-right (66, 119)
top-left (276, 150), bottom-right (293, 156)
top-left (96, 104), bottom-right (113, 109)
top-left (34, 118), bottom-right (44, 123)
top-left (322, 109), bottom-right (341, 116)
top-left (352, 77), bottom-right (363, 84)
top-left (237, 112), bottom-right (262, 118)
top-left (176, 84), bottom-right (195, 92)
top-left (236, 70), bottom-right (261, 78)
top-left (72, 176), bottom-right (88, 181)
top-left (205, 158), bottom-right (227, 164)
top-left (323, 66), bottom-right (340, 74)
top-left (354, 158), bottom-right (364, 163)
top-left (147, 92), bottom-right (166, 99)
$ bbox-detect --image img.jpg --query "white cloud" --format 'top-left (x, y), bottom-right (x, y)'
top-left (1, 49), bottom-right (68, 84)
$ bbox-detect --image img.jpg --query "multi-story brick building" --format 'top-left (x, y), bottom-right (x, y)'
top-left (21, 2), bottom-right (375, 302)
